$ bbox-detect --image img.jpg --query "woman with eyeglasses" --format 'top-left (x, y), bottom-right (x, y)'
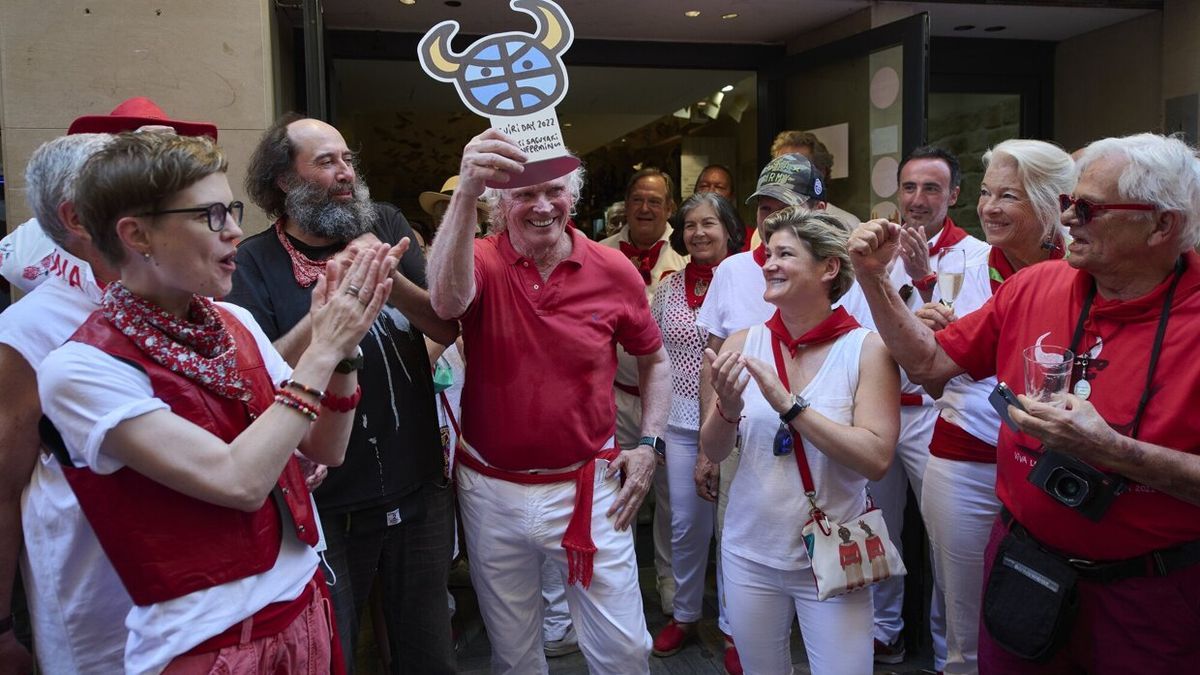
top-left (914, 138), bottom-right (1075, 675)
top-left (647, 192), bottom-right (743, 658)
top-left (37, 132), bottom-right (395, 674)
top-left (701, 207), bottom-right (899, 675)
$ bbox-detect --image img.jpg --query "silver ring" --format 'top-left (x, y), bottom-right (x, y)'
top-left (346, 285), bottom-right (361, 296)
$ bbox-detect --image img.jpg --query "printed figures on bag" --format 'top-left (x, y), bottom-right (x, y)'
top-left (860, 520), bottom-right (891, 581)
top-left (837, 526), bottom-right (866, 590)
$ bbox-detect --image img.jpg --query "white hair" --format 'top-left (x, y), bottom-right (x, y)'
top-left (483, 163), bottom-right (586, 234)
top-left (982, 139), bottom-right (1075, 242)
top-left (1076, 133), bottom-right (1200, 252)
top-left (25, 133), bottom-right (115, 246)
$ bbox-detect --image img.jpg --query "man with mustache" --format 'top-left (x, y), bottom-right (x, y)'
top-left (227, 114), bottom-right (458, 674)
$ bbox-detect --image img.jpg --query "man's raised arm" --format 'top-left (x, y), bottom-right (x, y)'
top-left (429, 130), bottom-right (527, 319)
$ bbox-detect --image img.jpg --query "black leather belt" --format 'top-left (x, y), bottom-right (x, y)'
top-left (1000, 507), bottom-right (1200, 584)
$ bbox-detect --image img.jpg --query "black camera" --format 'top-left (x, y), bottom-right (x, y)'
top-left (1026, 450), bottom-right (1126, 522)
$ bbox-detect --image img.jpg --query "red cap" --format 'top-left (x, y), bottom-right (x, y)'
top-left (67, 96), bottom-right (218, 139)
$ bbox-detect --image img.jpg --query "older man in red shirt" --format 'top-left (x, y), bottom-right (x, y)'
top-left (428, 129), bottom-right (670, 675)
top-left (847, 132), bottom-right (1200, 674)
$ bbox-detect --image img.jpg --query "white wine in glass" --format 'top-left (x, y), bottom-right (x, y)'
top-left (937, 249), bottom-right (966, 309)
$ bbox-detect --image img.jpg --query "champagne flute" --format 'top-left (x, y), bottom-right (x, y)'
top-left (937, 249), bottom-right (966, 310)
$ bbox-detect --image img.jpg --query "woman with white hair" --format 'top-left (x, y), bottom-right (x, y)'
top-left (916, 138), bottom-right (1076, 674)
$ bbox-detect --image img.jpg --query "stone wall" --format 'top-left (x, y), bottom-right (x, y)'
top-left (927, 94), bottom-right (1021, 238)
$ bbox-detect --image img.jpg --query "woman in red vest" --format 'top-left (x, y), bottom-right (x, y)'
top-left (37, 131), bottom-right (395, 674)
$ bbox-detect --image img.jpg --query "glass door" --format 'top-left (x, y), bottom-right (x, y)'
top-left (758, 14), bottom-right (929, 225)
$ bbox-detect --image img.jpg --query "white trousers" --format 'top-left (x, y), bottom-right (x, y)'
top-left (540, 558), bottom-right (571, 641)
top-left (921, 455), bottom-right (999, 675)
top-left (715, 441), bottom-right (741, 636)
top-left (722, 550), bottom-right (873, 675)
top-left (457, 459), bottom-right (651, 675)
top-left (615, 387), bottom-right (675, 611)
top-left (868, 405), bottom-right (947, 665)
top-left (664, 425), bottom-right (716, 623)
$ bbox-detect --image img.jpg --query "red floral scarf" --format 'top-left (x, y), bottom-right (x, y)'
top-left (102, 282), bottom-right (250, 401)
top-left (618, 240), bottom-right (666, 285)
top-left (683, 262), bottom-right (717, 309)
top-left (275, 219), bottom-right (327, 288)
top-left (765, 306), bottom-right (862, 357)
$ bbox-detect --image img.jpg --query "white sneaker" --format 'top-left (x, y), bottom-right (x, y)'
top-left (543, 625), bottom-right (580, 658)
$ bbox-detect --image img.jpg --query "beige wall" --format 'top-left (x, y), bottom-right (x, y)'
top-left (0, 0), bottom-right (279, 233)
top-left (1054, 12), bottom-right (1163, 152)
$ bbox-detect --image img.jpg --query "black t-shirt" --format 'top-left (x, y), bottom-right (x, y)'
top-left (226, 202), bottom-right (442, 513)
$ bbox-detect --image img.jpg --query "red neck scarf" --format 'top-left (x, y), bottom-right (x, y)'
top-left (988, 236), bottom-right (1066, 292)
top-left (765, 306), bottom-right (861, 357)
top-left (928, 217), bottom-right (968, 258)
top-left (753, 243), bottom-right (768, 267)
top-left (683, 261), bottom-right (717, 309)
top-left (102, 281), bottom-right (250, 402)
top-left (275, 219), bottom-right (328, 288)
top-left (618, 239), bottom-right (666, 285)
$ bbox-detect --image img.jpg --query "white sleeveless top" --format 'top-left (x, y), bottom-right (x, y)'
top-left (723, 323), bottom-right (872, 571)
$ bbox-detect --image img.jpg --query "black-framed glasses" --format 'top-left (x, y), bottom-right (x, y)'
top-left (1059, 194), bottom-right (1155, 226)
top-left (138, 201), bottom-right (244, 232)
top-left (773, 423), bottom-right (794, 456)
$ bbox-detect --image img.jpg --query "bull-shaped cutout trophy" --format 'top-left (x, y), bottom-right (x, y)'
top-left (419, 0), bottom-right (580, 188)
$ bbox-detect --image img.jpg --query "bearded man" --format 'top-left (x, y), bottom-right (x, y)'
top-left (227, 114), bottom-right (458, 674)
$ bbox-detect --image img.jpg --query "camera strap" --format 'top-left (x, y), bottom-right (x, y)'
top-left (1067, 256), bottom-right (1184, 440)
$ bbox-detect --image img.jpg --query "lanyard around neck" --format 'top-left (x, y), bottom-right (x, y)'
top-left (1067, 257), bottom-right (1184, 439)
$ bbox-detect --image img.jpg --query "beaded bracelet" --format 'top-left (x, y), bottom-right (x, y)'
top-left (274, 393), bottom-right (319, 421)
top-left (281, 378), bottom-right (325, 401)
top-left (715, 401), bottom-right (744, 424)
top-left (321, 385), bottom-right (363, 413)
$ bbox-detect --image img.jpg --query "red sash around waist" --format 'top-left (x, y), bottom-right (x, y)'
top-left (456, 445), bottom-right (621, 589)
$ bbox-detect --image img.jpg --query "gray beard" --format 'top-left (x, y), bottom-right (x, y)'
top-left (286, 178), bottom-right (378, 240)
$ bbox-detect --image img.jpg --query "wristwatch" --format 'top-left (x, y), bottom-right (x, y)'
top-left (639, 435), bottom-right (666, 458)
top-left (780, 394), bottom-right (811, 424)
top-left (335, 346), bottom-right (365, 374)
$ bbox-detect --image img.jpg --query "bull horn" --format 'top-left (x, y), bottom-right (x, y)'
top-left (417, 22), bottom-right (461, 78)
top-left (515, 0), bottom-right (574, 53)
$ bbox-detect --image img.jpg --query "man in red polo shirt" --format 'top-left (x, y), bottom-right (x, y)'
top-left (846, 132), bottom-right (1200, 674)
top-left (428, 129), bottom-right (670, 675)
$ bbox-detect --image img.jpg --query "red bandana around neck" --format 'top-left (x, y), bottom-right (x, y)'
top-left (765, 306), bottom-right (861, 357)
top-left (275, 219), bottom-right (328, 288)
top-left (987, 236), bottom-right (1066, 292)
top-left (102, 281), bottom-right (250, 402)
top-left (683, 261), bottom-right (717, 309)
top-left (927, 217), bottom-right (968, 258)
top-left (753, 243), bottom-right (768, 267)
top-left (618, 239), bottom-right (666, 285)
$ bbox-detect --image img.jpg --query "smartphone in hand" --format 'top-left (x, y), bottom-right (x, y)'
top-left (989, 381), bottom-right (1027, 431)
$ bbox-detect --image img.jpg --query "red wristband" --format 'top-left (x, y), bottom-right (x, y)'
top-left (321, 385), bottom-right (363, 413)
top-left (913, 272), bottom-right (938, 292)
top-left (715, 401), bottom-right (744, 424)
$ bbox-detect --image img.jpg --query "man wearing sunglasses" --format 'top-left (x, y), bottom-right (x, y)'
top-left (228, 114), bottom-right (459, 674)
top-left (847, 132), bottom-right (1200, 673)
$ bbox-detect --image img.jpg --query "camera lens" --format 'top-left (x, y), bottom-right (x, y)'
top-left (1048, 468), bottom-right (1089, 507)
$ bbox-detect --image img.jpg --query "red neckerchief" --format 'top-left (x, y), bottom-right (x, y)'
top-left (618, 239), bottom-right (666, 285)
top-left (102, 281), bottom-right (250, 402)
top-left (683, 261), bottom-right (717, 309)
top-left (765, 306), bottom-right (861, 357)
top-left (927, 217), bottom-right (968, 258)
top-left (753, 243), bottom-right (768, 267)
top-left (275, 219), bottom-right (327, 288)
top-left (988, 236), bottom-right (1066, 292)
